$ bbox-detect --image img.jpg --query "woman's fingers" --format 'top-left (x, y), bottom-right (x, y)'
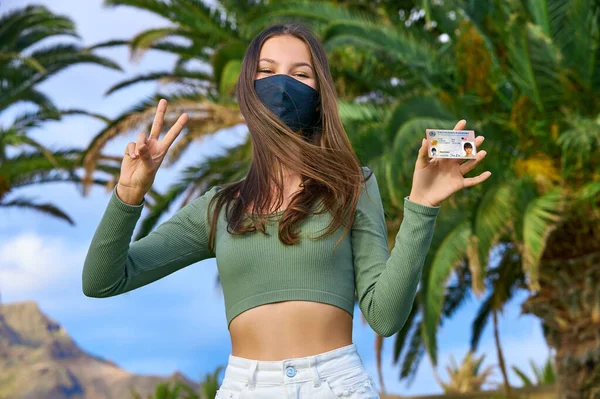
top-left (453, 119), bottom-right (467, 131)
top-left (463, 171), bottom-right (492, 188)
top-left (459, 149), bottom-right (487, 175)
top-left (135, 132), bottom-right (153, 166)
top-left (150, 99), bottom-right (167, 140)
top-left (125, 142), bottom-right (136, 158)
top-left (161, 112), bottom-right (189, 149)
top-left (474, 135), bottom-right (484, 147)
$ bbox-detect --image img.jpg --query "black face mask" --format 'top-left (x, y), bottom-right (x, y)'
top-left (254, 74), bottom-right (321, 137)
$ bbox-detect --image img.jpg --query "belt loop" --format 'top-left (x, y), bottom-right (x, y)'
top-left (247, 360), bottom-right (258, 389)
top-left (309, 356), bottom-right (321, 387)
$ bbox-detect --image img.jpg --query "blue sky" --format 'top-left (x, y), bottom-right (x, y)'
top-left (0, 0), bottom-right (551, 395)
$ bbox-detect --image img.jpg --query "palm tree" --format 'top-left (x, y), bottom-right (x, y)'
top-left (438, 352), bottom-right (496, 394)
top-left (300, 1), bottom-right (599, 398)
top-left (513, 357), bottom-right (557, 387)
top-left (88, 0), bottom-right (598, 397)
top-left (129, 366), bottom-right (224, 399)
top-left (0, 5), bottom-right (122, 222)
top-left (130, 380), bottom-right (199, 399)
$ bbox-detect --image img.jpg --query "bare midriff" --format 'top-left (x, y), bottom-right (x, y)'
top-left (229, 301), bottom-right (354, 360)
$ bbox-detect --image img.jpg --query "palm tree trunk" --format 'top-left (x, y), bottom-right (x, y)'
top-left (492, 309), bottom-right (513, 398)
top-left (522, 212), bottom-right (600, 399)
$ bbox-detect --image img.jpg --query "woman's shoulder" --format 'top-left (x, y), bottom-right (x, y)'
top-left (360, 165), bottom-right (374, 181)
top-left (359, 165), bottom-right (378, 191)
top-left (187, 185), bottom-right (223, 210)
top-left (356, 166), bottom-right (382, 209)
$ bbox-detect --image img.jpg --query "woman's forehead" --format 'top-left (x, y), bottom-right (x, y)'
top-left (259, 36), bottom-right (312, 65)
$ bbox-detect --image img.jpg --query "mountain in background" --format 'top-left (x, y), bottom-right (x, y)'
top-left (0, 301), bottom-right (200, 399)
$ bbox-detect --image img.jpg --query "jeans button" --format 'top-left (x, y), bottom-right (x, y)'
top-left (285, 366), bottom-right (296, 377)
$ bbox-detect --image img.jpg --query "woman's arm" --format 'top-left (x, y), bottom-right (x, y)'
top-left (82, 184), bottom-right (219, 298)
top-left (351, 167), bottom-right (440, 337)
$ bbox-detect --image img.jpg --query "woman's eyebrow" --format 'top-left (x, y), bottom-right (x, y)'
top-left (258, 58), bottom-right (313, 70)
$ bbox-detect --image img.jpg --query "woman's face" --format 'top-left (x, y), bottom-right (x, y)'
top-left (465, 147), bottom-right (473, 156)
top-left (255, 35), bottom-right (317, 90)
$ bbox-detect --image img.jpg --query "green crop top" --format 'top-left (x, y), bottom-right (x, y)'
top-left (82, 166), bottom-right (440, 337)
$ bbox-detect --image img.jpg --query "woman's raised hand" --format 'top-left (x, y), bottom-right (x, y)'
top-left (116, 99), bottom-right (188, 205)
top-left (408, 119), bottom-right (491, 207)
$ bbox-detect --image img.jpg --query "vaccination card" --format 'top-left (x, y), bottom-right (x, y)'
top-left (426, 129), bottom-right (477, 159)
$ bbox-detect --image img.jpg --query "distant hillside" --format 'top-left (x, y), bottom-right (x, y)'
top-left (0, 301), bottom-right (200, 399)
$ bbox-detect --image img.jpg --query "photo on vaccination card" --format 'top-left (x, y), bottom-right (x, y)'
top-left (426, 129), bottom-right (477, 159)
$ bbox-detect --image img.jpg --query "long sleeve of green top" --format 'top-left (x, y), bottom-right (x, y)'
top-left (82, 167), bottom-right (440, 337)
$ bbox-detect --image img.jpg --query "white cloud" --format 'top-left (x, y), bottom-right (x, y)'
top-left (0, 232), bottom-right (87, 300)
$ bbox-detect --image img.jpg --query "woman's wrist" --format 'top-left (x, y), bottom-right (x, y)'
top-left (116, 183), bottom-right (145, 206)
top-left (408, 192), bottom-right (438, 207)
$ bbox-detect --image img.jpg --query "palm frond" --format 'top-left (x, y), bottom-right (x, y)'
top-left (105, 70), bottom-right (212, 96)
top-left (127, 27), bottom-right (189, 60)
top-left (338, 101), bottom-right (390, 124)
top-left (423, 221), bottom-right (471, 366)
top-left (86, 39), bottom-right (129, 50)
top-left (473, 183), bottom-right (515, 270)
top-left (0, 5), bottom-right (78, 52)
top-left (386, 96), bottom-right (454, 142)
top-left (401, 320), bottom-right (425, 384)
top-left (512, 364), bottom-right (534, 386)
top-left (241, 1), bottom-right (376, 39)
top-left (522, 188), bottom-right (565, 290)
top-left (470, 294), bottom-right (492, 353)
top-left (558, 112), bottom-right (600, 179)
top-left (0, 197), bottom-right (74, 225)
top-left (505, 20), bottom-right (565, 112)
top-left (323, 21), bottom-right (439, 79)
top-left (210, 41), bottom-right (248, 93)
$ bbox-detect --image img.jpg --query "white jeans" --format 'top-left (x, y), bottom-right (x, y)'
top-left (216, 343), bottom-right (380, 398)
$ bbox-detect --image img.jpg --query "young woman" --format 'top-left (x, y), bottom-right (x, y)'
top-left (82, 23), bottom-right (490, 399)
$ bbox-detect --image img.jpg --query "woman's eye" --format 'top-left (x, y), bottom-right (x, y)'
top-left (296, 73), bottom-right (309, 78)
top-left (259, 69), bottom-right (272, 73)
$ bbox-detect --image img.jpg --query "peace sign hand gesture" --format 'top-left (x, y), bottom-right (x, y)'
top-left (408, 120), bottom-right (491, 208)
top-left (116, 99), bottom-right (188, 205)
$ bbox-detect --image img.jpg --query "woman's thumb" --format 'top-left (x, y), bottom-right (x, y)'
top-left (415, 138), bottom-right (429, 169)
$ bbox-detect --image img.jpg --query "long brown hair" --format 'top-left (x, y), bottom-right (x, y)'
top-left (207, 23), bottom-right (371, 252)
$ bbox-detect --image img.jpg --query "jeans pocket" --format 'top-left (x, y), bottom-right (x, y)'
top-left (322, 367), bottom-right (379, 398)
top-left (215, 378), bottom-right (249, 399)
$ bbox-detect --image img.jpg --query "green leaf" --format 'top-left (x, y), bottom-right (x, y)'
top-left (219, 59), bottom-right (242, 98)
top-left (323, 21), bottom-right (437, 75)
top-left (338, 101), bottom-right (389, 124)
top-left (506, 21), bottom-right (564, 112)
top-left (522, 188), bottom-right (565, 290)
top-left (424, 221), bottom-right (471, 366)
top-left (0, 197), bottom-right (73, 224)
top-left (211, 41), bottom-right (247, 92)
top-left (474, 183), bottom-right (515, 269)
top-left (105, 70), bottom-right (212, 96)
top-left (387, 96), bottom-right (454, 142)
top-left (512, 365), bottom-right (534, 386)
